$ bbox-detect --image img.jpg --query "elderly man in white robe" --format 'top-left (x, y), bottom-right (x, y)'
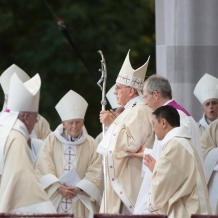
top-left (194, 73), bottom-right (218, 136)
top-left (132, 75), bottom-right (205, 214)
top-left (98, 50), bottom-right (155, 214)
top-left (0, 73), bottom-right (56, 213)
top-left (0, 64), bottom-right (51, 162)
top-left (35, 90), bottom-right (103, 218)
top-left (145, 105), bottom-right (211, 217)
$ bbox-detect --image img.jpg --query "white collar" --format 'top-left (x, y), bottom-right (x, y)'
top-left (54, 124), bottom-right (87, 145)
top-left (67, 131), bottom-right (82, 142)
top-left (199, 114), bottom-right (209, 128)
top-left (160, 126), bottom-right (191, 147)
top-left (12, 119), bottom-right (30, 140)
top-left (124, 96), bottom-right (142, 109)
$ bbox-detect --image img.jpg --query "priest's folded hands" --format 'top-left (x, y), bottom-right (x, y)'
top-left (57, 184), bottom-right (81, 199)
top-left (99, 109), bottom-right (117, 127)
top-left (143, 154), bottom-right (156, 172)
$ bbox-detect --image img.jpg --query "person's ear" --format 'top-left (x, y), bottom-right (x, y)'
top-left (21, 113), bottom-right (29, 125)
top-left (153, 91), bottom-right (159, 100)
top-left (161, 118), bottom-right (167, 129)
top-left (129, 87), bottom-right (135, 96)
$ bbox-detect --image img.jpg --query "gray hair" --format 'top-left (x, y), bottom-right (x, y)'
top-left (144, 75), bottom-right (172, 99)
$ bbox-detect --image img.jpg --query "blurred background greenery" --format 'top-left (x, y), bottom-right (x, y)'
top-left (0, 0), bottom-right (155, 138)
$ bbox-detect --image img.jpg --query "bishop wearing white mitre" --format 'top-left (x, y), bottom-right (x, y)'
top-left (194, 73), bottom-right (218, 136)
top-left (0, 64), bottom-right (51, 162)
top-left (98, 50), bottom-right (154, 214)
top-left (0, 73), bottom-right (56, 213)
top-left (35, 90), bottom-right (103, 218)
top-left (200, 81), bottom-right (218, 214)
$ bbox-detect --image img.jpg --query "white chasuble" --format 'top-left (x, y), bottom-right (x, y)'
top-left (147, 127), bottom-right (211, 217)
top-left (35, 124), bottom-right (103, 218)
top-left (201, 119), bottom-right (218, 214)
top-left (0, 119), bottom-right (56, 213)
top-left (97, 102), bottom-right (154, 214)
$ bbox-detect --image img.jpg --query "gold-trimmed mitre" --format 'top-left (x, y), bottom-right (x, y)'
top-left (116, 50), bottom-right (150, 90)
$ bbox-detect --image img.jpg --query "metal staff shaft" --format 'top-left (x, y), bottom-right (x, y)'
top-left (97, 50), bottom-right (108, 213)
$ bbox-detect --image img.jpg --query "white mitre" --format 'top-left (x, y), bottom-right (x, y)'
top-left (55, 90), bottom-right (88, 121)
top-left (106, 85), bottom-right (120, 109)
top-left (0, 64), bottom-right (30, 94)
top-left (8, 73), bottom-right (41, 112)
top-left (194, 73), bottom-right (218, 104)
top-left (116, 50), bottom-right (150, 90)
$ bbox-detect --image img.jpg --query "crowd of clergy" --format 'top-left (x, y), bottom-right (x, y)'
top-left (0, 49), bottom-right (217, 218)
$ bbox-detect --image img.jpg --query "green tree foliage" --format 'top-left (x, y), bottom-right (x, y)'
top-left (0, 0), bottom-right (155, 137)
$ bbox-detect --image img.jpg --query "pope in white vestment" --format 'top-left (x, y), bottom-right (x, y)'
top-left (145, 106), bottom-right (211, 217)
top-left (35, 90), bottom-right (103, 218)
top-left (98, 50), bottom-right (155, 214)
top-left (0, 73), bottom-right (56, 213)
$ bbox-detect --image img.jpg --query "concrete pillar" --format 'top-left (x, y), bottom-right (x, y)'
top-left (155, 0), bottom-right (218, 121)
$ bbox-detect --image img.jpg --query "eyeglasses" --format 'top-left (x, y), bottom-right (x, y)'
top-left (142, 94), bottom-right (149, 100)
top-left (142, 91), bottom-right (158, 100)
top-left (115, 85), bottom-right (131, 91)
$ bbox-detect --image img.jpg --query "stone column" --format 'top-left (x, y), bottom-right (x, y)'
top-left (155, 0), bottom-right (218, 121)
